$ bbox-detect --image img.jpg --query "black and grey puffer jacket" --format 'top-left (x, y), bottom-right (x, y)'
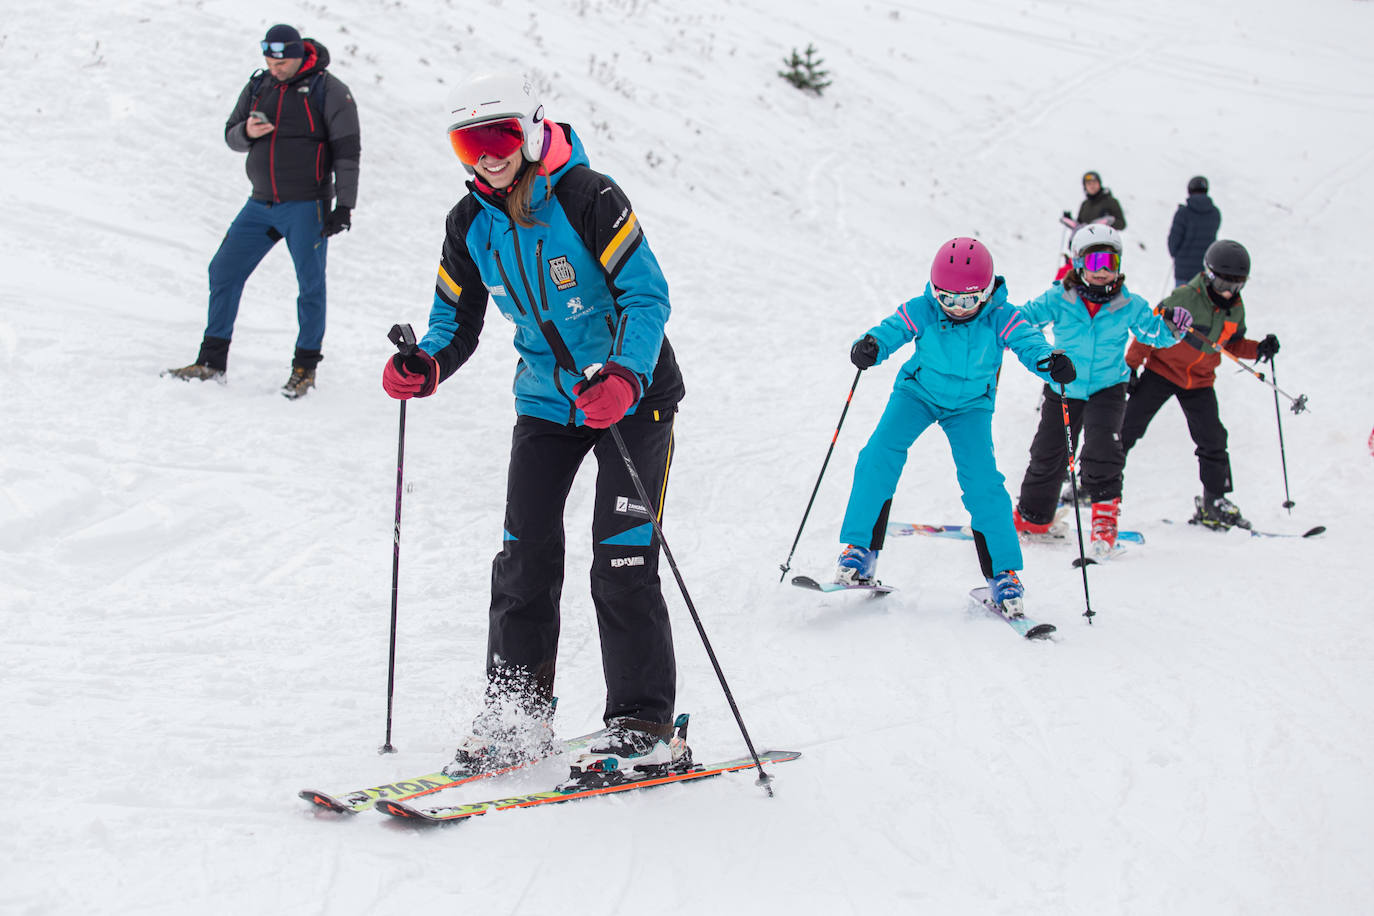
top-left (224, 40), bottom-right (360, 208)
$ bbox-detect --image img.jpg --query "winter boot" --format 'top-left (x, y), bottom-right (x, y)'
top-left (1013, 505), bottom-right (1055, 535)
top-left (1193, 492), bottom-right (1250, 531)
top-left (986, 570), bottom-right (1026, 618)
top-left (443, 705), bottom-right (559, 777)
top-left (1090, 498), bottom-right (1121, 557)
top-left (162, 363), bottom-right (226, 383)
top-left (566, 715), bottom-right (692, 787)
top-left (835, 544), bottom-right (879, 585)
top-left (281, 366), bottom-right (316, 400)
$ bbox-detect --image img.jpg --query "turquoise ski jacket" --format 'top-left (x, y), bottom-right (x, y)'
top-left (1016, 282), bottom-right (1178, 400)
top-left (864, 279), bottom-right (1059, 411)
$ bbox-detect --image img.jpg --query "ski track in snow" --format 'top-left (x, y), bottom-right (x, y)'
top-left (3, 0), bottom-right (1374, 913)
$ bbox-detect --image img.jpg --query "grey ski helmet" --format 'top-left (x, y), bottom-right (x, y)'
top-left (1203, 240), bottom-right (1250, 280)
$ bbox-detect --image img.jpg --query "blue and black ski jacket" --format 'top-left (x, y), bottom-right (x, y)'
top-left (419, 123), bottom-right (683, 425)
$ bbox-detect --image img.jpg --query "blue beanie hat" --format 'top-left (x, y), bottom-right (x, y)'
top-left (262, 24), bottom-right (304, 60)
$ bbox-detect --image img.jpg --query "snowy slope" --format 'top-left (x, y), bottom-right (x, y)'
top-left (3, 0), bottom-right (1374, 912)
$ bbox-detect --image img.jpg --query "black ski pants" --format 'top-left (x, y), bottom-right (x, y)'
top-left (1120, 368), bottom-right (1232, 495)
top-left (1017, 383), bottom-right (1127, 521)
top-left (487, 411), bottom-right (677, 730)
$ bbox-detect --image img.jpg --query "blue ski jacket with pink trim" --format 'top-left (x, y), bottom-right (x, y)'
top-left (861, 279), bottom-right (1059, 411)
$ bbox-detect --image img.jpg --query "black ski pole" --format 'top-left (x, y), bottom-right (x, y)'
top-left (1266, 355), bottom-right (1296, 513)
top-left (380, 323), bottom-right (418, 754)
top-left (778, 368), bottom-right (863, 582)
top-left (1055, 381), bottom-right (1096, 622)
top-left (583, 366), bottom-right (776, 795)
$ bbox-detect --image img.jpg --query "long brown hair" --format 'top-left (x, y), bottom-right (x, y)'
top-left (505, 160), bottom-right (551, 229)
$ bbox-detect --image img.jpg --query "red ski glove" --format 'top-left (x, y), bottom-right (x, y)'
top-left (382, 350), bottom-right (438, 399)
top-left (574, 363), bottom-right (640, 428)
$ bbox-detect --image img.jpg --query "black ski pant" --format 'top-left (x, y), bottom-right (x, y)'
top-left (487, 411), bottom-right (677, 731)
top-left (1016, 383), bottom-right (1127, 522)
top-left (1120, 368), bottom-right (1232, 495)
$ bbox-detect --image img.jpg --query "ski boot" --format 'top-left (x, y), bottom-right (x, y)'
top-left (834, 545), bottom-right (879, 585)
top-left (1013, 506), bottom-right (1055, 536)
top-left (1191, 492), bottom-right (1251, 531)
top-left (1089, 498), bottom-right (1120, 558)
top-left (986, 570), bottom-right (1026, 618)
top-left (443, 703), bottom-right (559, 778)
top-left (562, 715), bottom-right (694, 789)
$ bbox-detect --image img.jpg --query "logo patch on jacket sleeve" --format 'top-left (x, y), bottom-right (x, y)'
top-left (548, 256), bottom-right (577, 291)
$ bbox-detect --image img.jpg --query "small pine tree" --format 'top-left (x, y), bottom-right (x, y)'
top-left (778, 44), bottom-right (832, 96)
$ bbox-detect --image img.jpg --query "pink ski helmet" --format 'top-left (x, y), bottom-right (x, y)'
top-left (930, 237), bottom-right (995, 320)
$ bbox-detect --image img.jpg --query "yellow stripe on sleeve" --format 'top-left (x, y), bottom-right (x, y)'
top-left (599, 212), bottom-right (639, 269)
top-left (437, 265), bottom-right (463, 299)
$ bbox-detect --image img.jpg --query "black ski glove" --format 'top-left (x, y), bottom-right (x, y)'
top-left (322, 206), bottom-right (352, 237)
top-left (1255, 333), bottom-right (1280, 362)
top-left (850, 335), bottom-right (880, 370)
top-left (1038, 350), bottom-right (1077, 385)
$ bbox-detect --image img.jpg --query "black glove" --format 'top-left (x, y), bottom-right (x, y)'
top-left (322, 206), bottom-right (352, 237)
top-left (1255, 333), bottom-right (1280, 362)
top-left (850, 335), bottom-right (880, 370)
top-left (1038, 350), bottom-right (1077, 384)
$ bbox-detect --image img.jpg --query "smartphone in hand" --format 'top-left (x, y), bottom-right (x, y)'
top-left (249, 110), bottom-right (269, 123)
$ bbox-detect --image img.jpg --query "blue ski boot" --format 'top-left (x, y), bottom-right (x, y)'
top-left (986, 570), bottom-right (1026, 618)
top-left (835, 545), bottom-right (879, 585)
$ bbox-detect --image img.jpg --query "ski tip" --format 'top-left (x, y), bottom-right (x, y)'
top-left (1302, 526), bottom-right (1326, 538)
top-left (1025, 623), bottom-right (1058, 639)
top-left (298, 789), bottom-right (357, 814)
top-left (378, 799), bottom-right (438, 822)
top-left (1071, 557), bottom-right (1097, 568)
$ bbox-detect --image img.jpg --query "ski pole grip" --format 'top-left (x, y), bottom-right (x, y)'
top-left (388, 323), bottom-right (417, 357)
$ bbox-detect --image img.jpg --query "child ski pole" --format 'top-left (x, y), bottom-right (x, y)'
top-left (1056, 383), bottom-right (1096, 622)
top-left (1266, 355), bottom-right (1296, 513)
top-left (778, 368), bottom-right (863, 582)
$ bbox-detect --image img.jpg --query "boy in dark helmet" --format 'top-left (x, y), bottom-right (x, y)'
top-left (1120, 240), bottom-right (1281, 529)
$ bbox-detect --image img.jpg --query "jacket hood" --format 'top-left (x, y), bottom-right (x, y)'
top-left (280, 40), bottom-right (329, 84)
top-left (1185, 193), bottom-right (1216, 214)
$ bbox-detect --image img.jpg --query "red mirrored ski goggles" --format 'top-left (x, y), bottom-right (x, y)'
top-left (448, 118), bottom-right (525, 166)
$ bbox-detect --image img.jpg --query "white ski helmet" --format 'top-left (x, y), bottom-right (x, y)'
top-left (1069, 223), bottom-right (1123, 261)
top-left (446, 73), bottom-right (546, 164)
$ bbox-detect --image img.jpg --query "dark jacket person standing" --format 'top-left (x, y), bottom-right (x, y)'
top-left (1167, 176), bottom-right (1221, 286)
top-left (1076, 170), bottom-right (1127, 231)
top-left (165, 24), bottom-right (360, 399)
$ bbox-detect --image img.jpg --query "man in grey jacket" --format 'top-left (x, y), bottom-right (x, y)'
top-left (165, 24), bottom-right (360, 399)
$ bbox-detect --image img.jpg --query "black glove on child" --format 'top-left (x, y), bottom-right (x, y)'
top-left (322, 206), bottom-right (352, 237)
top-left (1038, 350), bottom-right (1077, 385)
top-left (1255, 333), bottom-right (1280, 362)
top-left (850, 335), bottom-right (880, 370)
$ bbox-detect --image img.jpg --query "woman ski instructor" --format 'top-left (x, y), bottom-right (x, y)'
top-left (381, 73), bottom-right (687, 781)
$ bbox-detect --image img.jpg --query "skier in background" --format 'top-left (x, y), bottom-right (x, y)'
top-left (381, 73), bottom-right (688, 782)
top-left (836, 238), bottom-right (1076, 619)
top-left (164, 24), bottom-right (359, 399)
top-left (1122, 239), bottom-right (1280, 529)
top-left (1167, 176), bottom-right (1221, 287)
top-left (1012, 225), bottom-right (1192, 557)
top-left (1076, 170), bottom-right (1127, 231)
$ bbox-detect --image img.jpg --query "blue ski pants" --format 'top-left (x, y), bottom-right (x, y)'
top-left (205, 199), bottom-right (328, 351)
top-left (840, 387), bottom-right (1023, 574)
